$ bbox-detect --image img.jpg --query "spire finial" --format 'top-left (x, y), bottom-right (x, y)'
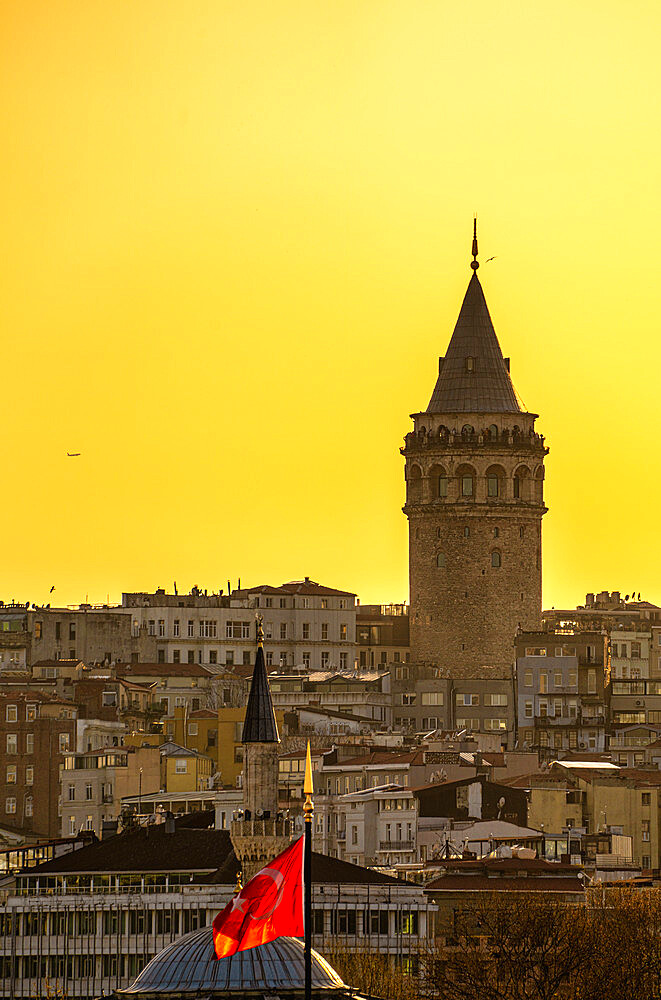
top-left (471, 216), bottom-right (479, 271)
top-left (256, 614), bottom-right (264, 647)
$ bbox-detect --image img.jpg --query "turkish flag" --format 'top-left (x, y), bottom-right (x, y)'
top-left (213, 836), bottom-right (304, 958)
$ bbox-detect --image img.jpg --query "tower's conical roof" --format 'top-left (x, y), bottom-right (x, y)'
top-left (427, 272), bottom-right (521, 414)
top-left (241, 643), bottom-right (279, 744)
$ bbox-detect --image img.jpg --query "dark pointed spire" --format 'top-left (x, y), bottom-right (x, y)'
top-left (241, 618), bottom-right (279, 744)
top-left (426, 224), bottom-right (521, 414)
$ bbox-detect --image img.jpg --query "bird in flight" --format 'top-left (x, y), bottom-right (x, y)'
top-left (67, 452), bottom-right (81, 457)
top-left (485, 256), bottom-right (497, 263)
top-left (50, 586), bottom-right (55, 593)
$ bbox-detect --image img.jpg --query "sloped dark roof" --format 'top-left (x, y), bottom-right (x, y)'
top-left (427, 273), bottom-right (521, 413)
top-left (195, 850), bottom-right (410, 887)
top-left (242, 645), bottom-right (279, 744)
top-left (26, 826), bottom-right (233, 874)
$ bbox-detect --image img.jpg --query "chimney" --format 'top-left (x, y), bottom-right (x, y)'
top-left (164, 811), bottom-right (176, 835)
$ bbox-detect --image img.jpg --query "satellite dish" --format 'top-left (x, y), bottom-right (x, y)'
top-left (256, 808), bottom-right (264, 818)
top-left (498, 797), bottom-right (506, 809)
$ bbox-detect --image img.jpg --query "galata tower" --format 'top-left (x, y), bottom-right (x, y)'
top-left (402, 223), bottom-right (548, 674)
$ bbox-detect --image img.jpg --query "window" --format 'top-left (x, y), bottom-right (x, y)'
top-left (188, 620), bottom-right (194, 638)
top-left (226, 622), bottom-right (251, 639)
top-left (493, 526), bottom-right (499, 537)
top-left (173, 620), bottom-right (180, 637)
top-left (568, 670), bottom-right (578, 687)
top-left (26, 703), bottom-right (37, 722)
top-left (6, 735), bottom-right (17, 755)
top-left (491, 550), bottom-right (501, 568)
top-left (26, 734), bottom-right (33, 754)
top-left (400, 693), bottom-right (417, 706)
top-left (340, 652), bottom-right (348, 669)
top-left (436, 552), bottom-right (446, 568)
top-left (26, 766), bottom-right (34, 785)
top-left (457, 693), bottom-right (479, 706)
top-left (487, 475), bottom-right (499, 497)
top-left (85, 783), bottom-right (93, 800)
top-left (264, 597), bottom-right (273, 608)
top-left (421, 692), bottom-right (443, 705)
top-left (209, 650), bottom-right (217, 664)
top-left (59, 733), bottom-right (70, 752)
top-left (25, 796), bottom-right (33, 817)
top-left (6, 766), bottom-right (16, 784)
top-left (463, 526), bottom-right (470, 537)
top-left (642, 820), bottom-right (651, 842)
top-left (148, 620), bottom-right (156, 636)
top-left (5, 705), bottom-right (17, 723)
top-left (188, 650), bottom-right (196, 664)
top-left (188, 722), bottom-right (198, 736)
top-left (524, 700), bottom-right (533, 718)
top-left (513, 476), bottom-right (520, 498)
top-left (175, 759), bottom-right (188, 773)
top-left (587, 669), bottom-right (597, 695)
top-left (102, 690), bottom-right (117, 707)
top-left (5, 798), bottom-right (16, 814)
top-left (302, 623), bottom-right (310, 640)
top-left (200, 620), bottom-right (217, 638)
top-left (539, 700), bottom-right (548, 717)
top-left (462, 476), bottom-right (473, 497)
top-left (173, 649), bottom-right (180, 663)
top-left (524, 670), bottom-right (533, 687)
top-left (484, 718), bottom-right (507, 731)
top-left (280, 622), bottom-right (287, 640)
top-left (55, 621), bottom-right (61, 640)
top-left (321, 652), bottom-right (329, 668)
top-left (266, 652), bottom-right (273, 666)
top-left (303, 652), bottom-right (311, 669)
top-left (642, 792), bottom-right (651, 806)
top-left (69, 623), bottom-right (76, 641)
top-left (69, 815), bottom-right (76, 835)
top-left (554, 671), bottom-right (563, 687)
top-left (158, 619), bottom-right (166, 637)
top-left (35, 621), bottom-right (42, 639)
top-left (485, 693), bottom-right (507, 706)
top-left (321, 623), bottom-right (329, 640)
top-left (539, 673), bottom-right (548, 693)
top-left (68, 784), bottom-right (75, 801)
top-left (340, 623), bottom-right (347, 640)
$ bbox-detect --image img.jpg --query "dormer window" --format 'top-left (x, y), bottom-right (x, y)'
top-left (466, 356), bottom-right (475, 372)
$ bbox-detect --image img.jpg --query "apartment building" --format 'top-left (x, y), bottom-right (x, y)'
top-left (516, 630), bottom-right (609, 753)
top-left (0, 692), bottom-right (77, 839)
top-left (315, 783), bottom-right (418, 867)
top-left (122, 578), bottom-right (357, 671)
top-left (268, 671), bottom-right (391, 726)
top-left (60, 745), bottom-right (160, 837)
top-left (356, 604), bottom-right (409, 668)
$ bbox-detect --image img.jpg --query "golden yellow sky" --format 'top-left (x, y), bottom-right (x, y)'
top-left (3, 1), bottom-right (660, 610)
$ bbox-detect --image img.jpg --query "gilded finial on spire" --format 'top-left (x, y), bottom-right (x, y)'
top-left (303, 740), bottom-right (314, 822)
top-left (256, 614), bottom-right (264, 647)
top-left (471, 216), bottom-right (479, 271)
top-left (234, 870), bottom-right (243, 894)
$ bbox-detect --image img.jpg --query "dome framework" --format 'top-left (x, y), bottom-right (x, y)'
top-left (114, 927), bottom-right (371, 998)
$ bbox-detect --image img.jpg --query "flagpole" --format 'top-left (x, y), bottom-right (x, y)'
top-left (303, 741), bottom-right (314, 1000)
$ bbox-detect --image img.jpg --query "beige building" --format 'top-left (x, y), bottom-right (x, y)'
top-left (61, 745), bottom-right (160, 836)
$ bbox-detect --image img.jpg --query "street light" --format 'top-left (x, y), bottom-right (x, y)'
top-left (139, 767), bottom-right (143, 817)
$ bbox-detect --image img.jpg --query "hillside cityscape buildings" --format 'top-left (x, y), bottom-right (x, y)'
top-left (2, 240), bottom-right (661, 997)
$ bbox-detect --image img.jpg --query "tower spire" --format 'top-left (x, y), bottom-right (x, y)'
top-left (471, 216), bottom-right (479, 271)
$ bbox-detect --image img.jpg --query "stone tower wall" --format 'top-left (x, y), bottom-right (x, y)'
top-left (243, 742), bottom-right (279, 818)
top-left (403, 413), bottom-right (547, 673)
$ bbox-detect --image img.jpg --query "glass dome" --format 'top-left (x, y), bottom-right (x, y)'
top-left (118, 927), bottom-right (346, 996)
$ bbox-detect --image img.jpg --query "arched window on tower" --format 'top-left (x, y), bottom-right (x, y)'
top-left (513, 465), bottom-right (531, 501)
top-left (466, 357), bottom-right (475, 372)
top-left (461, 424), bottom-right (475, 440)
top-left (430, 464), bottom-right (448, 499)
top-left (436, 552), bottom-right (446, 568)
top-left (491, 551), bottom-right (502, 568)
top-left (457, 464), bottom-right (476, 498)
top-left (407, 464), bottom-right (422, 502)
top-left (486, 465), bottom-right (505, 499)
top-left (488, 424), bottom-right (498, 440)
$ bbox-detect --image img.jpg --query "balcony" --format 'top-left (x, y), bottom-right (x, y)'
top-left (378, 840), bottom-right (414, 852)
top-left (336, 830), bottom-right (346, 841)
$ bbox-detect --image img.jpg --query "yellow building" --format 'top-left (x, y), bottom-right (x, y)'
top-left (159, 740), bottom-right (214, 793)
